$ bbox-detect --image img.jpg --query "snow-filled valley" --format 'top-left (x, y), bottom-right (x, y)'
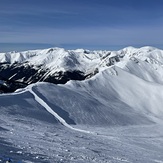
top-left (1, 46), bottom-right (163, 162)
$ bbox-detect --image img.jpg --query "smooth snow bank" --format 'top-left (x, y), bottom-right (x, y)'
top-left (0, 89), bottom-right (59, 124)
top-left (29, 87), bottom-right (92, 133)
top-left (2, 65), bottom-right (163, 127)
top-left (64, 66), bottom-right (163, 124)
top-left (30, 64), bottom-right (163, 126)
top-left (1, 65), bottom-right (163, 127)
top-left (1, 46), bottom-right (163, 126)
top-left (32, 83), bottom-right (148, 126)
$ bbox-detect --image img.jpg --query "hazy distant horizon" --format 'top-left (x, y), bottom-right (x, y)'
top-left (0, 42), bottom-right (163, 53)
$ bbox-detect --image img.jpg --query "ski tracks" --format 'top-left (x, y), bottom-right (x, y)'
top-left (28, 87), bottom-right (93, 134)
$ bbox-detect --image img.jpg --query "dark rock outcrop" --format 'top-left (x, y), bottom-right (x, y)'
top-left (0, 62), bottom-right (86, 93)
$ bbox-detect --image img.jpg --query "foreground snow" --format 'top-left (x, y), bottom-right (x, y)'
top-left (1, 114), bottom-right (163, 163)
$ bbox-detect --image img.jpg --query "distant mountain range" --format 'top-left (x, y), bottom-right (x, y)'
top-left (0, 46), bottom-right (163, 93)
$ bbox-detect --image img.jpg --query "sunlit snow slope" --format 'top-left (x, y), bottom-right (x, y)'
top-left (1, 46), bottom-right (163, 162)
top-left (1, 66), bottom-right (163, 127)
top-left (0, 46), bottom-right (163, 125)
top-left (1, 46), bottom-right (163, 88)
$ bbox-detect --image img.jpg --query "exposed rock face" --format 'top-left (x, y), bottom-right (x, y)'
top-left (0, 62), bottom-right (86, 93)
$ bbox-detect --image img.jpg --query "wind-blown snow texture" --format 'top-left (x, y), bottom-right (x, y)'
top-left (1, 46), bottom-right (163, 162)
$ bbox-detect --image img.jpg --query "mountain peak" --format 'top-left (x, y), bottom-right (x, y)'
top-left (0, 46), bottom-right (163, 93)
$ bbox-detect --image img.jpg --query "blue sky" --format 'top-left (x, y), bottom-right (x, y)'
top-left (0, 0), bottom-right (163, 52)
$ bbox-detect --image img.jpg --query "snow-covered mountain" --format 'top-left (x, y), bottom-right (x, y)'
top-left (1, 46), bottom-right (163, 162)
top-left (1, 46), bottom-right (163, 93)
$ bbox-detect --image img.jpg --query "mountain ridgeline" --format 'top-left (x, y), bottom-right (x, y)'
top-left (0, 46), bottom-right (163, 93)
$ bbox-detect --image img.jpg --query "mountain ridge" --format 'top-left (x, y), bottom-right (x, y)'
top-left (0, 46), bottom-right (163, 93)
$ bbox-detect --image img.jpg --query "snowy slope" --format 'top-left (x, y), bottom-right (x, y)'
top-left (1, 46), bottom-right (163, 123)
top-left (1, 46), bottom-right (163, 124)
top-left (1, 65), bottom-right (163, 127)
top-left (1, 69), bottom-right (163, 162)
top-left (32, 67), bottom-right (163, 126)
top-left (1, 46), bottom-right (163, 162)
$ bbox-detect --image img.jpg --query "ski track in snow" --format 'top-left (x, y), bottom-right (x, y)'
top-left (28, 87), bottom-right (93, 134)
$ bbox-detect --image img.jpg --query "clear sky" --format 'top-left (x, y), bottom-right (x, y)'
top-left (0, 0), bottom-right (163, 52)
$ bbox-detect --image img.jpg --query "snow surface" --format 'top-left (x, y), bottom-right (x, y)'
top-left (1, 46), bottom-right (163, 162)
top-left (28, 86), bottom-right (92, 134)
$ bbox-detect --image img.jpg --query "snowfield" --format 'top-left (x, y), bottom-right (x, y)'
top-left (1, 46), bottom-right (163, 162)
